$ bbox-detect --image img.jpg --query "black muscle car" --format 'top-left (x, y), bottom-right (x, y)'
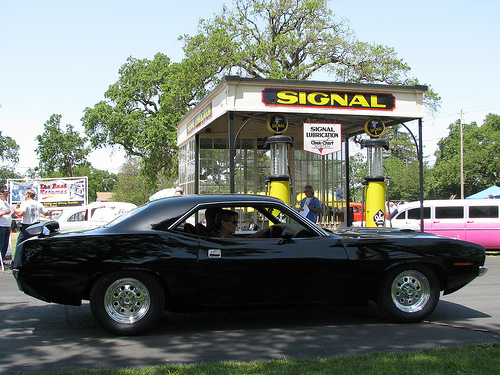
top-left (13, 195), bottom-right (488, 335)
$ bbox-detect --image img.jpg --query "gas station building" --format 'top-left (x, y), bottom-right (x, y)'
top-left (176, 76), bottom-right (427, 226)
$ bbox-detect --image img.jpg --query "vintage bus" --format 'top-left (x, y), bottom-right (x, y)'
top-left (389, 199), bottom-right (500, 249)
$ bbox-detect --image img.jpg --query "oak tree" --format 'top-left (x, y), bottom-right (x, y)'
top-left (35, 114), bottom-right (91, 177)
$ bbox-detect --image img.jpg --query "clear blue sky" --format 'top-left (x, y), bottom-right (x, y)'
top-left (1, 0), bottom-right (499, 174)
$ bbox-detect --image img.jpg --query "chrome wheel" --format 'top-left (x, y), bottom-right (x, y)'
top-left (391, 270), bottom-right (431, 313)
top-left (104, 278), bottom-right (151, 324)
top-left (91, 271), bottom-right (165, 335)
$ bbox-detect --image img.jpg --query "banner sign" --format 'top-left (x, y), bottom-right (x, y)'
top-left (187, 102), bottom-right (212, 135)
top-left (8, 178), bottom-right (87, 208)
top-left (303, 123), bottom-right (342, 155)
top-left (262, 88), bottom-right (395, 111)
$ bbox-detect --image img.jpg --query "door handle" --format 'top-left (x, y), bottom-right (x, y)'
top-left (208, 249), bottom-right (221, 258)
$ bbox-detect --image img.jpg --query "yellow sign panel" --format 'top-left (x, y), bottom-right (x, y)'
top-left (262, 88), bottom-right (395, 111)
top-left (364, 118), bottom-right (386, 137)
top-left (267, 114), bottom-right (288, 134)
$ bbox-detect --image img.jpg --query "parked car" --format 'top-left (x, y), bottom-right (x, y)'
top-left (350, 202), bottom-right (365, 222)
top-left (13, 195), bottom-right (487, 335)
top-left (389, 199), bottom-right (500, 249)
top-left (50, 202), bottom-right (137, 232)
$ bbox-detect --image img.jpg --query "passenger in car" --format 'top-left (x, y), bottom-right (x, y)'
top-left (205, 207), bottom-right (220, 236)
top-left (215, 209), bottom-right (239, 238)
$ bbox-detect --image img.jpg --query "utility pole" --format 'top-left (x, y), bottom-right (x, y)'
top-left (460, 110), bottom-right (464, 199)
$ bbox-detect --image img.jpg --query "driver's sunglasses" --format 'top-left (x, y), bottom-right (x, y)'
top-left (227, 220), bottom-right (238, 225)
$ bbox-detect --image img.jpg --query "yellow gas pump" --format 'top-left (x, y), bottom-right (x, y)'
top-left (361, 138), bottom-right (389, 227)
top-left (264, 135), bottom-right (294, 205)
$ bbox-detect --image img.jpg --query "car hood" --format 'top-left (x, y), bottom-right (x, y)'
top-left (333, 227), bottom-right (428, 239)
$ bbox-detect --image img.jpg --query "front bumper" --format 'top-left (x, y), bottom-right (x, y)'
top-left (478, 266), bottom-right (488, 277)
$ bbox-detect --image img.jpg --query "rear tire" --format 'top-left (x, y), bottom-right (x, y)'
top-left (90, 271), bottom-right (165, 335)
top-left (376, 265), bottom-right (440, 323)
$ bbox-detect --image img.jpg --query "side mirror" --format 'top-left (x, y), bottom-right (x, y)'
top-left (278, 229), bottom-right (295, 245)
top-left (26, 220), bottom-right (60, 237)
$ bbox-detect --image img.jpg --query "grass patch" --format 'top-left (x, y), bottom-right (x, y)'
top-left (8, 231), bottom-right (19, 260)
top-left (11, 231), bottom-right (19, 247)
top-left (20, 343), bottom-right (500, 375)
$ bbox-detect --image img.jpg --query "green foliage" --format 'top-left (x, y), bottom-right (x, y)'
top-left (112, 158), bottom-right (159, 206)
top-left (0, 131), bottom-right (20, 165)
top-left (181, 0), bottom-right (414, 85)
top-left (382, 126), bottom-right (429, 201)
top-left (35, 114), bottom-right (91, 177)
top-left (385, 157), bottom-right (423, 201)
top-left (82, 53), bottom-right (210, 184)
top-left (0, 166), bottom-right (22, 189)
top-left (427, 114), bottom-right (500, 199)
top-left (348, 152), bottom-right (366, 202)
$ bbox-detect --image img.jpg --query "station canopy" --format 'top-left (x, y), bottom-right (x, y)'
top-left (177, 76), bottom-right (427, 147)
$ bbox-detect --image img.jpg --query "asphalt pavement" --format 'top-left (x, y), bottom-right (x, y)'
top-left (0, 258), bottom-right (499, 374)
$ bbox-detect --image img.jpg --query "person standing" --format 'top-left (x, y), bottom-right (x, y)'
top-left (13, 189), bottom-right (50, 247)
top-left (298, 185), bottom-right (322, 223)
top-left (0, 187), bottom-right (12, 262)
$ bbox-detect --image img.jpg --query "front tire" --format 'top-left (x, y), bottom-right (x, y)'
top-left (90, 271), bottom-right (165, 335)
top-left (376, 265), bottom-right (440, 323)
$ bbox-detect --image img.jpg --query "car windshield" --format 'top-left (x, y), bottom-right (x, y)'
top-left (388, 209), bottom-right (399, 220)
top-left (50, 211), bottom-right (65, 220)
top-left (104, 205), bottom-right (148, 228)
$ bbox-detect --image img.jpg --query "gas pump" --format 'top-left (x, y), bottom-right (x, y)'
top-left (361, 119), bottom-right (389, 227)
top-left (264, 135), bottom-right (294, 205)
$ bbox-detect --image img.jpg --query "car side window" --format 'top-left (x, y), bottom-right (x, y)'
top-left (68, 211), bottom-right (85, 222)
top-left (172, 204), bottom-right (319, 239)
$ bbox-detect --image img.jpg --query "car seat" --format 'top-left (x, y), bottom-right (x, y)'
top-left (184, 223), bottom-right (196, 234)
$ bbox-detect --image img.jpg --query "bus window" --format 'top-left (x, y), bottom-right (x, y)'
top-left (469, 205), bottom-right (499, 219)
top-left (436, 206), bottom-right (463, 219)
top-left (407, 207), bottom-right (430, 220)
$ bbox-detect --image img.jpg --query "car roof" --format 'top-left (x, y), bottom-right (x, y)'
top-left (101, 194), bottom-right (289, 232)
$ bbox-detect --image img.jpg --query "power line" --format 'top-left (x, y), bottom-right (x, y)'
top-left (425, 103), bottom-right (500, 122)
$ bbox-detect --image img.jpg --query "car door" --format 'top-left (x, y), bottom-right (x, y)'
top-left (196, 234), bottom-right (350, 307)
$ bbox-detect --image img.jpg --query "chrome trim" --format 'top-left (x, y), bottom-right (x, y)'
top-left (208, 249), bottom-right (222, 258)
top-left (478, 266), bottom-right (488, 277)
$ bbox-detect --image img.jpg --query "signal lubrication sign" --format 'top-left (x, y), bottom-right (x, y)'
top-left (303, 123), bottom-right (341, 155)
